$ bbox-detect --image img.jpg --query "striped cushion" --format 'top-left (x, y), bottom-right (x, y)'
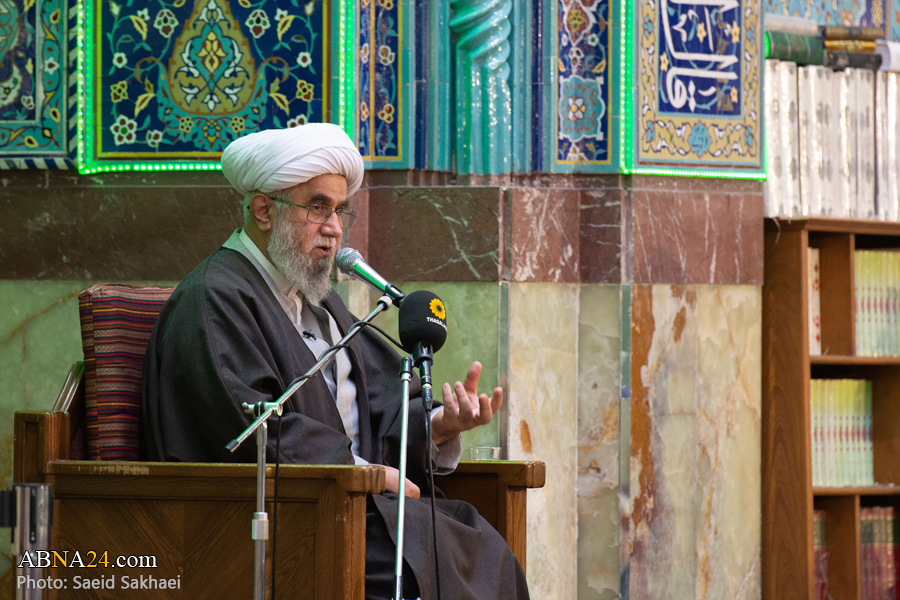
top-left (79, 284), bottom-right (174, 461)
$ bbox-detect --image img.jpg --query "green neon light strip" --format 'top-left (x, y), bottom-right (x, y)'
top-left (631, 167), bottom-right (766, 179)
top-left (344, 0), bottom-right (354, 137)
top-left (333, 0), bottom-right (354, 138)
top-left (76, 0), bottom-right (86, 171)
top-left (79, 164), bottom-right (224, 174)
top-left (338, 0), bottom-right (346, 130)
top-left (619, 0), bottom-right (633, 174)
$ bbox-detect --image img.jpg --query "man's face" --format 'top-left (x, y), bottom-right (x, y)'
top-left (267, 173), bottom-right (348, 302)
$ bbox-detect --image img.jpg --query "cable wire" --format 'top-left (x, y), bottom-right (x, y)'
top-left (425, 410), bottom-right (443, 600)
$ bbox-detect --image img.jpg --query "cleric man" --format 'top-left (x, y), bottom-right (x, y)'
top-left (141, 123), bottom-right (530, 599)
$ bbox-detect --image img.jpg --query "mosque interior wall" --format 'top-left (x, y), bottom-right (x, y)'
top-left (1, 171), bottom-right (763, 599)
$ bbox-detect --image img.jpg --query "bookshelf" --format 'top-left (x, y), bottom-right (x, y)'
top-left (763, 217), bottom-right (900, 600)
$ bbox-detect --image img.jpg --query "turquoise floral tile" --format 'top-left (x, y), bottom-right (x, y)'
top-left (87, 0), bottom-right (328, 168)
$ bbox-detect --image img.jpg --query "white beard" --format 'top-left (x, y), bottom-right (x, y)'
top-left (267, 212), bottom-right (335, 304)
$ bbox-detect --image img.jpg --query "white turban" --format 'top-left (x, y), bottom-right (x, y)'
top-left (221, 123), bottom-right (364, 198)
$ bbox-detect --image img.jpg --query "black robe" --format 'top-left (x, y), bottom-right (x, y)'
top-left (142, 247), bottom-right (529, 600)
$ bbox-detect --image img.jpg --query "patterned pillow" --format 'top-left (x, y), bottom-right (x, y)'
top-left (79, 284), bottom-right (174, 461)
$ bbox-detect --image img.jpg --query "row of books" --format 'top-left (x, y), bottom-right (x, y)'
top-left (766, 33), bottom-right (898, 72)
top-left (765, 14), bottom-right (900, 72)
top-left (810, 379), bottom-right (873, 487)
top-left (855, 251), bottom-right (900, 357)
top-left (814, 507), bottom-right (899, 600)
top-left (861, 507), bottom-right (898, 600)
top-left (814, 510), bottom-right (829, 600)
top-left (765, 60), bottom-right (900, 221)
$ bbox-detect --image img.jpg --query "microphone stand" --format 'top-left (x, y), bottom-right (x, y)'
top-left (412, 342), bottom-right (435, 412)
top-left (226, 294), bottom-right (395, 600)
top-left (394, 356), bottom-right (414, 600)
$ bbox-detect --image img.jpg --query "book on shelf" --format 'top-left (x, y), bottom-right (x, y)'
top-left (860, 506), bottom-right (898, 600)
top-left (810, 379), bottom-right (873, 487)
top-left (855, 250), bottom-right (900, 356)
top-left (765, 60), bottom-right (784, 218)
top-left (765, 13), bottom-right (818, 37)
top-left (799, 66), bottom-right (830, 216)
top-left (767, 32), bottom-right (825, 64)
top-left (764, 60), bottom-right (801, 217)
top-left (824, 39), bottom-right (878, 53)
top-left (813, 509), bottom-right (829, 600)
top-left (809, 247), bottom-right (822, 355)
top-left (875, 41), bottom-right (900, 72)
top-left (857, 69), bottom-right (878, 219)
top-left (876, 72), bottom-right (900, 219)
top-left (835, 69), bottom-right (858, 217)
top-left (820, 25), bottom-right (885, 41)
top-left (826, 51), bottom-right (884, 71)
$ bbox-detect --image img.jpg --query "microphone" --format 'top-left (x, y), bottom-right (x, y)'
top-left (335, 248), bottom-right (405, 307)
top-left (398, 290), bottom-right (448, 410)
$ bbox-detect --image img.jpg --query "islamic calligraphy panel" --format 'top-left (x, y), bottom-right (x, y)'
top-left (0, 0), bottom-right (70, 165)
top-left (94, 0), bottom-right (327, 159)
top-left (657, 0), bottom-right (741, 116)
top-left (556, 0), bottom-right (611, 165)
top-left (357, 0), bottom-right (400, 160)
top-left (637, 0), bottom-right (762, 171)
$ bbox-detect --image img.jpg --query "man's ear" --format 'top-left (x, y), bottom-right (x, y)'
top-left (247, 193), bottom-right (274, 232)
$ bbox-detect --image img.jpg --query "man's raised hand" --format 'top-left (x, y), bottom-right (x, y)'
top-left (431, 361), bottom-right (503, 445)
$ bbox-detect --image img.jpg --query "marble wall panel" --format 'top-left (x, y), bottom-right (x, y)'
top-left (506, 187), bottom-right (580, 283)
top-left (695, 285), bottom-right (761, 600)
top-left (630, 284), bottom-right (700, 600)
top-left (369, 281), bottom-right (502, 451)
top-left (631, 185), bottom-right (764, 285)
top-left (344, 187), bottom-right (370, 259)
top-left (505, 282), bottom-right (579, 599)
top-left (366, 186), bottom-right (503, 281)
top-left (578, 284), bottom-right (622, 600)
top-left (628, 284), bottom-right (761, 600)
top-left (580, 187), bottom-right (626, 284)
top-left (0, 183), bottom-right (241, 280)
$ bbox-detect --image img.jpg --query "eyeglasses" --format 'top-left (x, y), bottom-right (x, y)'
top-left (269, 197), bottom-right (357, 228)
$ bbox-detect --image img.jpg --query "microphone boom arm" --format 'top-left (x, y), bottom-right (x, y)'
top-left (226, 293), bottom-right (395, 453)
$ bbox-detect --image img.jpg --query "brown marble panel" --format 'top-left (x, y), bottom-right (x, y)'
top-left (506, 187), bottom-right (579, 283)
top-left (0, 186), bottom-right (242, 280)
top-left (366, 186), bottom-right (503, 281)
top-left (630, 174), bottom-right (763, 195)
top-left (343, 188), bottom-right (369, 260)
top-left (580, 188), bottom-right (626, 283)
top-left (631, 187), bottom-right (763, 285)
